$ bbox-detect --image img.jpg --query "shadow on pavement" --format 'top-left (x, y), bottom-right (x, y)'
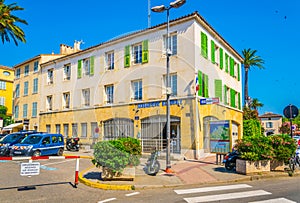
top-left (0, 182), bottom-right (73, 191)
top-left (213, 166), bottom-right (238, 174)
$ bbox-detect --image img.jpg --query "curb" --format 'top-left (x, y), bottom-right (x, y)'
top-left (78, 165), bottom-right (134, 190)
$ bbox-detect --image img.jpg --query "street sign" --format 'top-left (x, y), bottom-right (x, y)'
top-left (200, 97), bottom-right (219, 105)
top-left (20, 162), bottom-right (40, 176)
top-left (283, 104), bottom-right (299, 119)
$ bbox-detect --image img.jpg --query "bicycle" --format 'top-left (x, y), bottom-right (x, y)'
top-left (288, 153), bottom-right (300, 175)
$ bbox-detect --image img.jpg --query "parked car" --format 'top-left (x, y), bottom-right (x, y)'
top-left (0, 131), bottom-right (40, 156)
top-left (11, 133), bottom-right (64, 156)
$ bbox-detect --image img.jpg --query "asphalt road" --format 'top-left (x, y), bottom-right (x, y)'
top-left (1, 157), bottom-right (300, 203)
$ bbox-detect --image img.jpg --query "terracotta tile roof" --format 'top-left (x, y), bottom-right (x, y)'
top-left (259, 112), bottom-right (282, 118)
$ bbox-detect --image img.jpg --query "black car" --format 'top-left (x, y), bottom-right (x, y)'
top-left (0, 131), bottom-right (42, 156)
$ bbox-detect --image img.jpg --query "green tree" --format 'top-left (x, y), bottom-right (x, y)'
top-left (0, 0), bottom-right (28, 45)
top-left (249, 98), bottom-right (264, 111)
top-left (0, 105), bottom-right (12, 126)
top-left (242, 48), bottom-right (265, 106)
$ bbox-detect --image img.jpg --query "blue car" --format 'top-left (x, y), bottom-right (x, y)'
top-left (0, 131), bottom-right (40, 156)
top-left (11, 133), bottom-right (64, 156)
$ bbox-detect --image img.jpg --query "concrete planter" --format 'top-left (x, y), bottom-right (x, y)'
top-left (236, 159), bottom-right (270, 175)
top-left (101, 166), bottom-right (135, 181)
top-left (270, 160), bottom-right (285, 171)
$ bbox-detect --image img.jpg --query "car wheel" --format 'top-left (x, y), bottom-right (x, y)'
top-left (57, 148), bottom-right (64, 156)
top-left (32, 150), bottom-right (41, 157)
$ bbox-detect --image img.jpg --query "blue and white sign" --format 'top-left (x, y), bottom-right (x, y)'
top-left (200, 97), bottom-right (219, 105)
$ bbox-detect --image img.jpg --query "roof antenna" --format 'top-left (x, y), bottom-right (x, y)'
top-left (148, 0), bottom-right (151, 28)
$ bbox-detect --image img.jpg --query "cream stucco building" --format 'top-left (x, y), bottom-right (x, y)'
top-left (35, 12), bottom-right (243, 159)
top-left (12, 44), bottom-right (81, 131)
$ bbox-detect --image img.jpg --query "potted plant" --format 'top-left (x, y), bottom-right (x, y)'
top-left (269, 134), bottom-right (297, 171)
top-left (235, 135), bottom-right (273, 174)
top-left (92, 137), bottom-right (141, 180)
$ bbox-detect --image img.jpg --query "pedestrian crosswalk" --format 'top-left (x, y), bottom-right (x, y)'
top-left (174, 184), bottom-right (297, 203)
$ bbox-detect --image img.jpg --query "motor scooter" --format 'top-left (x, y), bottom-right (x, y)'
top-left (66, 137), bottom-right (80, 151)
top-left (223, 150), bottom-right (239, 171)
top-left (145, 150), bottom-right (160, 176)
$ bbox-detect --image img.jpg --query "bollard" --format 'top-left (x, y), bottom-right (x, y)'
top-left (74, 158), bottom-right (79, 188)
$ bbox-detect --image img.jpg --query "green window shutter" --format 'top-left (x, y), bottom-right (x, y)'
top-left (238, 92), bottom-right (241, 109)
top-left (230, 57), bottom-right (235, 77)
top-left (225, 53), bottom-right (229, 73)
top-left (219, 48), bottom-right (223, 69)
top-left (230, 89), bottom-right (236, 108)
top-left (224, 85), bottom-right (227, 104)
top-left (211, 40), bottom-right (215, 63)
top-left (237, 63), bottom-right (240, 81)
top-left (90, 56), bottom-right (94, 75)
top-left (124, 45), bottom-right (130, 68)
top-left (77, 60), bottom-right (82, 78)
top-left (142, 40), bottom-right (149, 63)
top-left (198, 70), bottom-right (203, 96)
top-left (214, 79), bottom-right (222, 101)
top-left (201, 32), bottom-right (208, 59)
top-left (204, 74), bottom-right (209, 98)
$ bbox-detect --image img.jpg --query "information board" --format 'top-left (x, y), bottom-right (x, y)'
top-left (20, 162), bottom-right (40, 176)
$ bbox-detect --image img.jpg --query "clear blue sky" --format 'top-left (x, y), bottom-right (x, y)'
top-left (1, 0), bottom-right (300, 116)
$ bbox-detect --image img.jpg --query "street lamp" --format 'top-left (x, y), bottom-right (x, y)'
top-left (151, 0), bottom-right (186, 173)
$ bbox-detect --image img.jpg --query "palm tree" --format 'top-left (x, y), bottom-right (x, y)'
top-left (0, 0), bottom-right (28, 45)
top-left (249, 98), bottom-right (264, 111)
top-left (242, 48), bottom-right (265, 106)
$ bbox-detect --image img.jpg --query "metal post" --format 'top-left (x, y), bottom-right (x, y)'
top-left (74, 158), bottom-right (79, 188)
top-left (165, 8), bottom-right (172, 173)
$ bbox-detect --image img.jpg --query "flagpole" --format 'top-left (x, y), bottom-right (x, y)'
top-left (195, 72), bottom-right (200, 159)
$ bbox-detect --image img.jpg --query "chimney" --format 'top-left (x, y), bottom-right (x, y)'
top-left (74, 40), bottom-right (82, 52)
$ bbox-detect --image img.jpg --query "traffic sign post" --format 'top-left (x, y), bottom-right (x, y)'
top-left (283, 104), bottom-right (299, 138)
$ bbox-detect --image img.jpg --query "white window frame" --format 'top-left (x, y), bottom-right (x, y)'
top-left (15, 84), bottom-right (20, 98)
top-left (24, 65), bottom-right (29, 76)
top-left (23, 104), bottom-right (28, 118)
top-left (81, 123), bottom-right (87, 138)
top-left (33, 78), bottom-right (38, 94)
top-left (83, 58), bottom-right (90, 76)
top-left (0, 97), bottom-right (5, 106)
top-left (47, 69), bottom-right (54, 84)
top-left (163, 32), bottom-right (177, 56)
top-left (82, 88), bottom-right (90, 106)
top-left (0, 81), bottom-right (6, 90)
top-left (14, 105), bottom-right (19, 119)
top-left (46, 95), bottom-right (53, 111)
top-left (132, 43), bottom-right (142, 64)
top-left (16, 68), bottom-right (20, 79)
top-left (24, 81), bottom-right (29, 96)
top-left (163, 73), bottom-right (177, 96)
top-left (105, 85), bottom-right (114, 104)
top-left (34, 61), bottom-right (39, 73)
top-left (32, 102), bottom-right (37, 117)
top-left (131, 80), bottom-right (142, 101)
top-left (63, 64), bottom-right (71, 80)
top-left (63, 92), bottom-right (70, 109)
top-left (105, 51), bottom-right (114, 70)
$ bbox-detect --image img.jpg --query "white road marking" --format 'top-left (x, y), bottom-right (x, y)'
top-left (42, 159), bottom-right (74, 166)
top-left (174, 184), bottom-right (252, 194)
top-left (249, 197), bottom-right (297, 203)
top-left (184, 190), bottom-right (271, 203)
top-left (97, 198), bottom-right (116, 203)
top-left (125, 192), bottom-right (140, 196)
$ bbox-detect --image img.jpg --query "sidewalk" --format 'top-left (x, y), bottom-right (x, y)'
top-left (64, 149), bottom-right (299, 190)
